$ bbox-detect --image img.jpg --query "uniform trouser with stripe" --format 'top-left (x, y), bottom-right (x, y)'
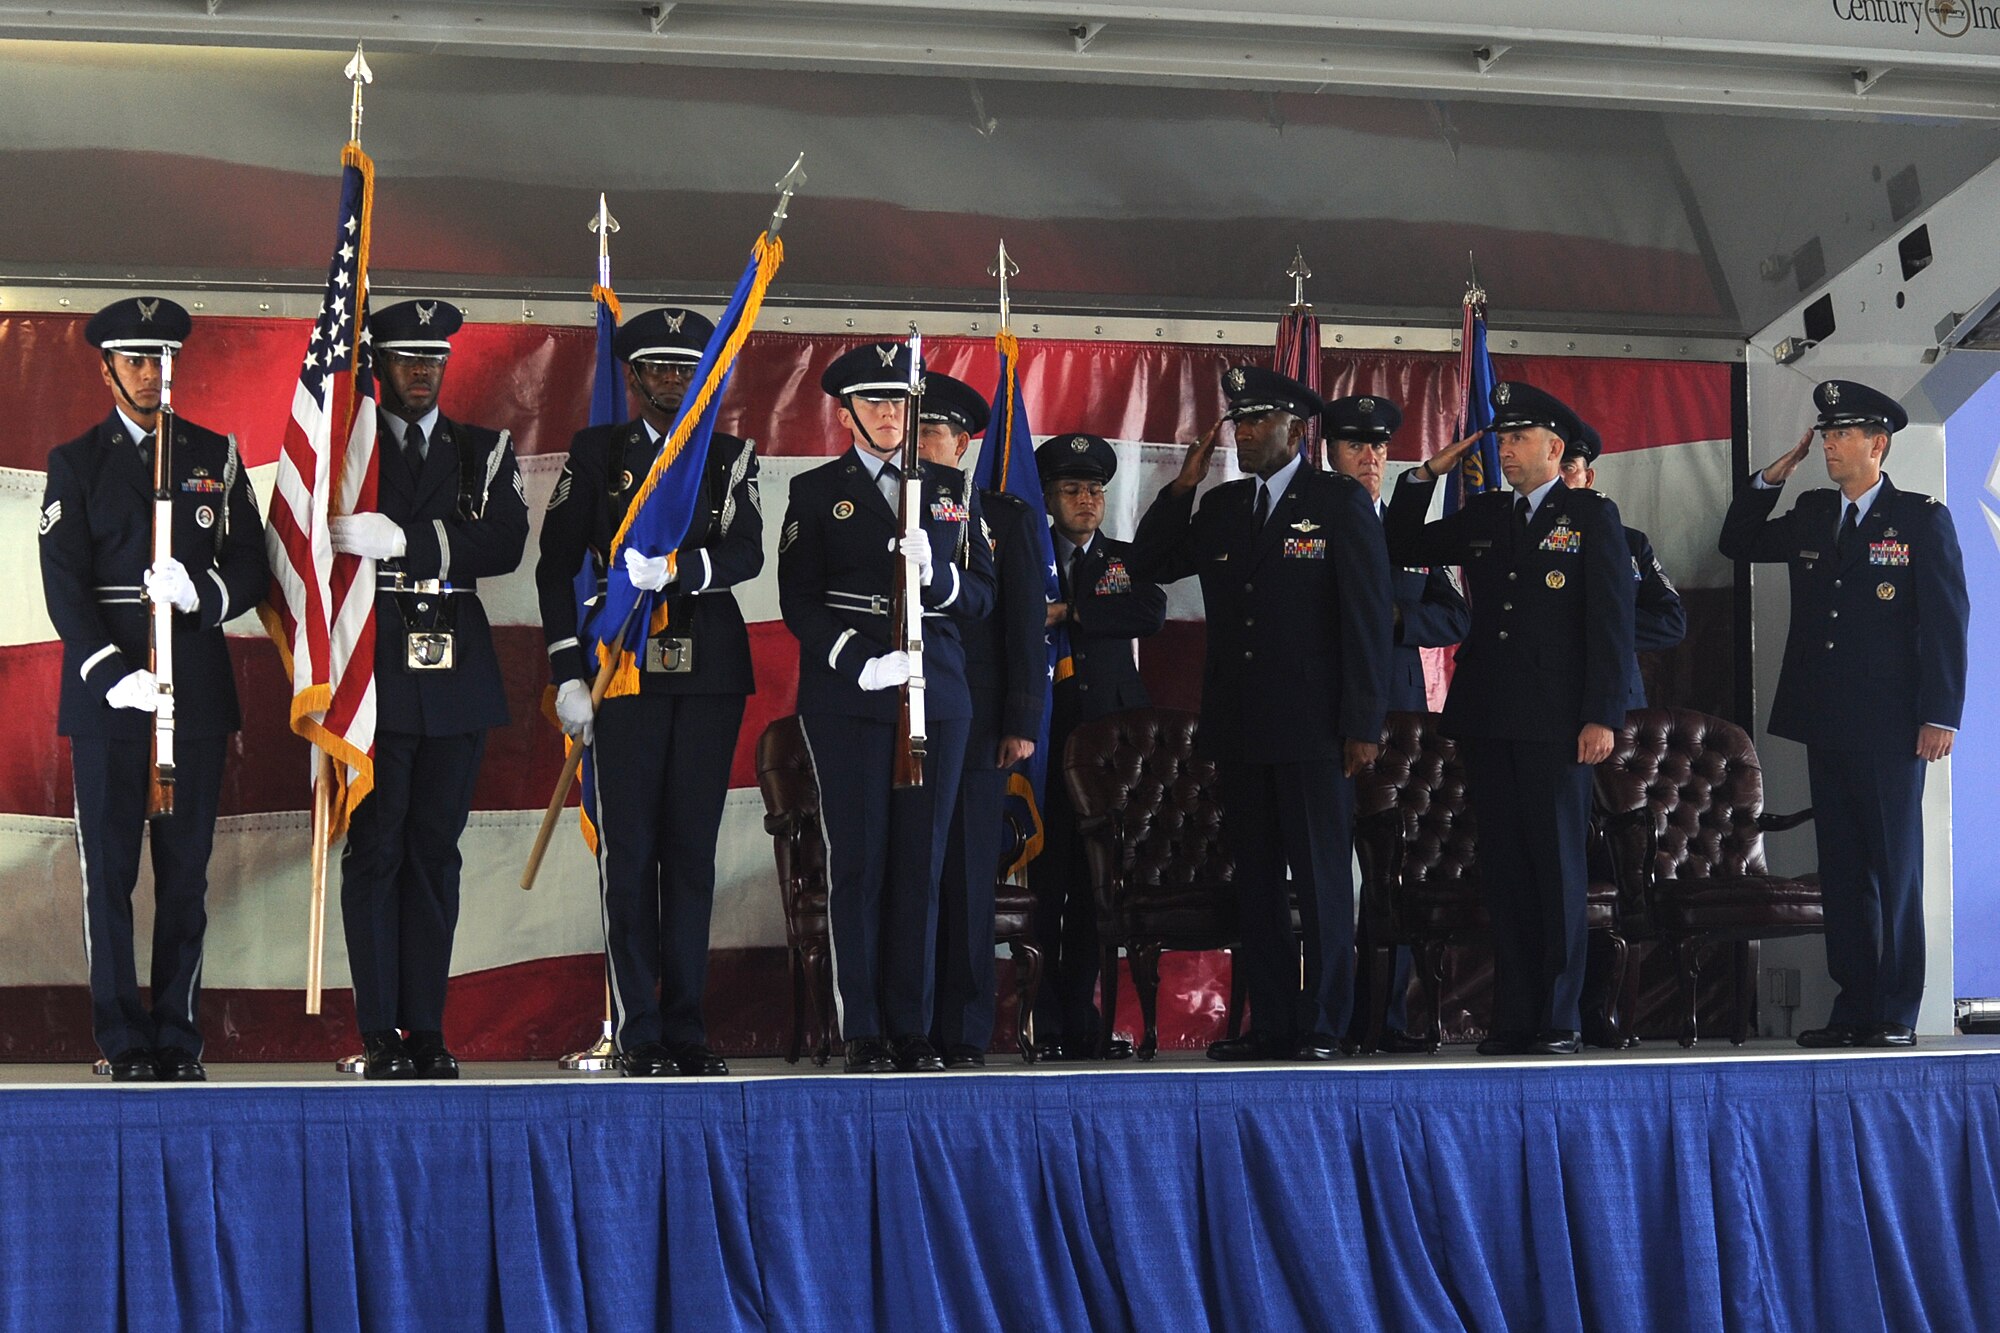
top-left (340, 728), bottom-right (485, 1035)
top-left (801, 711), bottom-right (969, 1042)
top-left (584, 691), bottom-right (745, 1051)
top-left (1460, 737), bottom-right (1592, 1036)
top-left (1809, 747), bottom-right (1928, 1031)
top-left (1220, 755), bottom-right (1357, 1043)
top-left (934, 761), bottom-right (1011, 1052)
top-left (71, 733), bottom-right (226, 1060)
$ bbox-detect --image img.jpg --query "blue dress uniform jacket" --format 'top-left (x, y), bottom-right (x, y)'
top-left (532, 425), bottom-right (762, 1053)
top-left (371, 419), bottom-right (530, 735)
top-left (41, 413), bottom-right (266, 738)
top-left (778, 449), bottom-right (995, 721)
top-left (1058, 534), bottom-right (1167, 723)
top-left (1624, 526), bottom-right (1686, 710)
top-left (1129, 468), bottom-right (1394, 762)
top-left (1385, 476), bottom-right (1636, 741)
top-left (1386, 560), bottom-right (1470, 713)
top-left (536, 425), bottom-right (762, 696)
top-left (1719, 477), bottom-right (1967, 748)
top-left (1719, 472), bottom-right (1969, 1035)
top-left (40, 412), bottom-right (267, 1062)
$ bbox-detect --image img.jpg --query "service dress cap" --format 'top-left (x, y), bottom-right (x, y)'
top-left (1321, 394), bottom-right (1403, 444)
top-left (1814, 379), bottom-right (1909, 434)
top-left (1036, 432), bottom-right (1118, 485)
top-left (1221, 365), bottom-right (1326, 423)
top-left (1488, 380), bottom-right (1583, 447)
top-left (821, 341), bottom-right (922, 400)
top-left (85, 296), bottom-right (191, 354)
top-left (368, 299), bottom-right (463, 354)
top-left (1566, 420), bottom-right (1603, 464)
top-left (918, 372), bottom-right (991, 436)
top-left (614, 306), bottom-right (715, 365)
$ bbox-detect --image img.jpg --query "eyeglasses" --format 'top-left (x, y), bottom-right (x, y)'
top-left (632, 359), bottom-right (696, 380)
top-left (1053, 481), bottom-right (1105, 500)
top-left (379, 349), bottom-right (450, 367)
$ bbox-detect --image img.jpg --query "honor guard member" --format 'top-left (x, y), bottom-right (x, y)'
top-left (536, 307), bottom-right (761, 1077)
top-left (1386, 381), bottom-right (1635, 1056)
top-left (1128, 366), bottom-right (1393, 1061)
top-left (330, 299), bottom-right (529, 1078)
top-left (1564, 421), bottom-right (1686, 709)
top-left (39, 297), bottom-right (267, 1081)
top-left (1028, 431), bottom-right (1166, 1060)
top-left (777, 343), bottom-right (996, 1073)
top-left (1720, 381), bottom-right (1968, 1049)
top-left (913, 373), bottom-right (1038, 1068)
top-left (1320, 394), bottom-right (1469, 1054)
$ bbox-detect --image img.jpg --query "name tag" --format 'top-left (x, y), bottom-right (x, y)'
top-left (1540, 525), bottom-right (1581, 553)
top-left (1094, 558), bottom-right (1132, 595)
top-left (1869, 540), bottom-right (1910, 566)
top-left (929, 500), bottom-right (969, 524)
top-left (1283, 537), bottom-right (1327, 560)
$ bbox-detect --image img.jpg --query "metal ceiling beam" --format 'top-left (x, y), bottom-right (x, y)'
top-left (4, 1), bottom-right (1999, 120)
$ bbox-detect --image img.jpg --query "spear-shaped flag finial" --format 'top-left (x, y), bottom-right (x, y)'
top-left (1464, 249), bottom-right (1486, 308)
top-left (1286, 245), bottom-right (1312, 309)
top-left (768, 153), bottom-right (807, 237)
top-left (588, 193), bottom-right (620, 289)
top-left (987, 239), bottom-right (1021, 331)
top-left (344, 43), bottom-right (374, 146)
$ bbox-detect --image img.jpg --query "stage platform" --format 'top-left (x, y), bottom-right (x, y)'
top-left (4, 1041), bottom-right (1996, 1330)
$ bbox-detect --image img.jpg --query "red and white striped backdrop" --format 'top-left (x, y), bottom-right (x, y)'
top-left (0, 314), bottom-right (1735, 1059)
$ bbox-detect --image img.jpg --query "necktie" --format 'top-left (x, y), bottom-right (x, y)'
top-left (1837, 502), bottom-right (1859, 559)
top-left (1252, 484), bottom-right (1270, 535)
top-left (1068, 546), bottom-right (1084, 600)
top-left (138, 431), bottom-right (155, 466)
top-left (403, 421), bottom-right (427, 484)
top-left (878, 462), bottom-right (901, 511)
top-left (1513, 494), bottom-right (1531, 541)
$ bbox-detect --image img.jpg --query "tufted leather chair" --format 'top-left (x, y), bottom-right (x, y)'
top-left (1352, 710), bottom-right (1629, 1052)
top-left (1063, 707), bottom-right (1240, 1060)
top-left (1594, 708), bottom-right (1822, 1047)
top-left (755, 715), bottom-right (1045, 1064)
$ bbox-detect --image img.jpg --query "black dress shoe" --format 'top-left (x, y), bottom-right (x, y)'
top-left (1797, 1024), bottom-right (1863, 1049)
top-left (107, 1049), bottom-right (159, 1082)
top-left (892, 1035), bottom-right (946, 1072)
top-left (1206, 1032), bottom-right (1293, 1062)
top-left (619, 1041), bottom-right (676, 1077)
top-left (1295, 1033), bottom-right (1345, 1061)
top-left (360, 1030), bottom-right (417, 1080)
top-left (1863, 1022), bottom-right (1917, 1048)
top-left (1527, 1029), bottom-right (1582, 1055)
top-left (843, 1036), bottom-right (896, 1074)
top-left (404, 1031), bottom-right (460, 1079)
top-left (668, 1042), bottom-right (729, 1076)
top-left (944, 1045), bottom-right (987, 1069)
top-left (154, 1046), bottom-right (208, 1082)
top-left (1099, 1036), bottom-right (1135, 1061)
top-left (1476, 1032), bottom-right (1532, 1056)
top-left (1375, 1029), bottom-right (1432, 1055)
top-left (1031, 1040), bottom-right (1078, 1062)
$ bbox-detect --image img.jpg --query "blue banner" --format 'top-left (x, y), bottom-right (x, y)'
top-left (1449, 305), bottom-right (1504, 514)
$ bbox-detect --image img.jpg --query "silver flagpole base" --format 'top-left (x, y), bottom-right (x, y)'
top-left (559, 1020), bottom-right (618, 1072)
top-left (335, 1051), bottom-right (367, 1075)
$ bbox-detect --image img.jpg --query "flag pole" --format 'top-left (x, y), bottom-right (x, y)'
top-left (305, 42), bottom-right (374, 1021)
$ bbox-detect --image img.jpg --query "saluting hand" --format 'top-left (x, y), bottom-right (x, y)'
top-left (1417, 433), bottom-right (1484, 483)
top-left (1760, 428), bottom-right (1815, 486)
top-left (1577, 723), bottom-right (1615, 766)
top-left (1917, 724), bottom-right (1955, 763)
top-left (1171, 420), bottom-right (1223, 494)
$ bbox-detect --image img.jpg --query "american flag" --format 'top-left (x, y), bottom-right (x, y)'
top-left (261, 143), bottom-right (379, 831)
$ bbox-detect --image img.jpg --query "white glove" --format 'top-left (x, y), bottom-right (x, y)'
top-left (144, 558), bottom-right (199, 614)
top-left (555, 678), bottom-right (595, 745)
top-left (329, 512), bottom-right (407, 560)
top-left (623, 547), bottom-right (673, 592)
top-left (898, 531), bottom-right (935, 587)
top-left (857, 651), bottom-right (912, 692)
top-left (106, 669), bottom-right (159, 712)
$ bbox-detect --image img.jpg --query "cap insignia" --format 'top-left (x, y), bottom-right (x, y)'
top-left (1357, 397), bottom-right (1374, 413)
top-left (875, 344), bottom-right (899, 367)
top-left (1227, 368), bottom-right (1246, 392)
top-left (1495, 382), bottom-right (1512, 405)
top-left (136, 298), bottom-right (160, 323)
top-left (1070, 436), bottom-right (1090, 451)
top-left (416, 302), bottom-right (437, 325)
top-left (1824, 382), bottom-right (1841, 405)
top-left (664, 311), bottom-right (687, 333)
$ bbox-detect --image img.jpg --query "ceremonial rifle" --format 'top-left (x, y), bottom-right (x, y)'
top-left (891, 330), bottom-right (928, 789)
top-left (148, 347), bottom-right (178, 817)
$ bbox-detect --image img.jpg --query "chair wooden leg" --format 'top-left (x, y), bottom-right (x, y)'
top-left (785, 945), bottom-right (805, 1064)
top-left (1097, 944), bottom-right (1121, 1058)
top-left (809, 941), bottom-right (834, 1067)
top-left (1606, 933), bottom-right (1636, 1050)
top-left (1676, 937), bottom-right (1704, 1049)
top-left (1011, 940), bottom-right (1043, 1063)
top-left (1361, 945), bottom-right (1393, 1054)
top-left (1418, 942), bottom-right (1446, 1054)
top-left (1131, 944), bottom-right (1163, 1061)
top-left (1226, 949), bottom-right (1246, 1039)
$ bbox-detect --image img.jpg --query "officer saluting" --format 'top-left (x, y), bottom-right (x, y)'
top-left (1720, 380), bottom-right (1967, 1048)
top-left (329, 300), bottom-right (529, 1078)
top-left (1128, 366), bottom-right (1393, 1062)
top-left (39, 297), bottom-right (267, 1081)
top-left (1029, 432), bottom-right (1166, 1060)
top-left (914, 373), bottom-right (1035, 1068)
top-left (777, 343), bottom-right (996, 1073)
top-left (1385, 381), bottom-right (1635, 1056)
top-left (1320, 394), bottom-right (1469, 1053)
top-left (536, 307), bottom-right (761, 1077)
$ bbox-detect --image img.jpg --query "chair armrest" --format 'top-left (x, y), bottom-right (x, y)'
top-left (1599, 805), bottom-right (1653, 835)
top-left (1758, 807), bottom-right (1815, 834)
top-left (1075, 812), bottom-right (1114, 839)
top-left (764, 812), bottom-right (803, 837)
